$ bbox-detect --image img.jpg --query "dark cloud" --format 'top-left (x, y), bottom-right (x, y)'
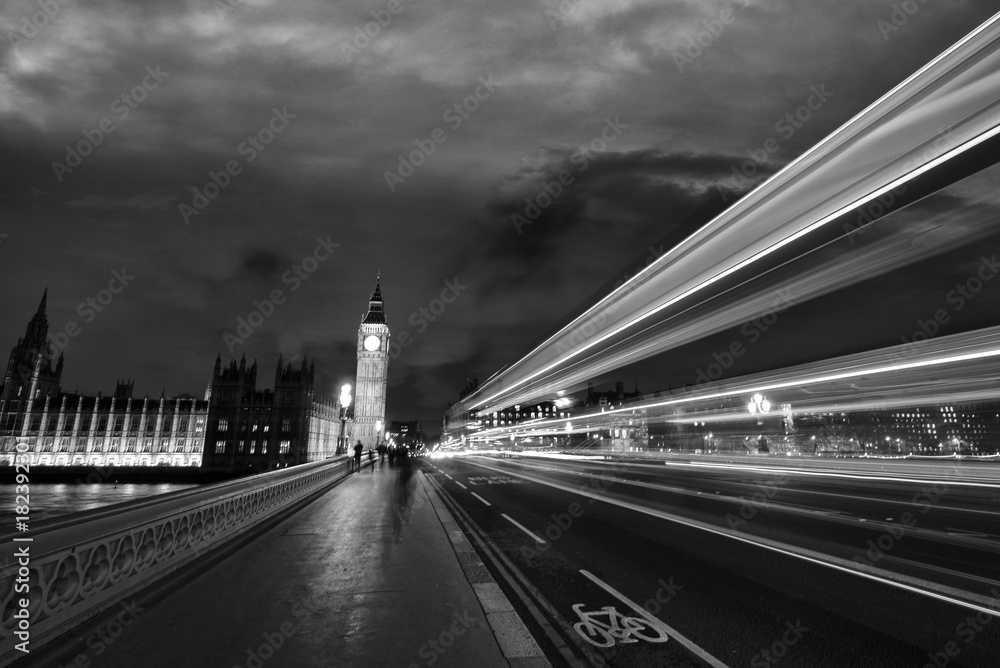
top-left (1, 0), bottom-right (999, 431)
top-left (237, 249), bottom-right (292, 283)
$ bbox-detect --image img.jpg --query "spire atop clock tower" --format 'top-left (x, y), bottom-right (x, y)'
top-left (362, 275), bottom-right (385, 324)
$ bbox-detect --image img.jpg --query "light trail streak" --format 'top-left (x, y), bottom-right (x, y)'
top-left (466, 326), bottom-right (1000, 441)
top-left (666, 461), bottom-right (1000, 490)
top-left (449, 11), bottom-right (1000, 421)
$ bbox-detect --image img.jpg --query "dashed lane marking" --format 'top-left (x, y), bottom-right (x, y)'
top-left (502, 513), bottom-right (546, 545)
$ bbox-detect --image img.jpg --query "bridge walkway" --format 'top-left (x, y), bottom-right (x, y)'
top-left (24, 461), bottom-right (544, 668)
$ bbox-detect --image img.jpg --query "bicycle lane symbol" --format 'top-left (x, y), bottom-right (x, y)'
top-left (572, 603), bottom-right (670, 648)
top-left (573, 569), bottom-right (730, 667)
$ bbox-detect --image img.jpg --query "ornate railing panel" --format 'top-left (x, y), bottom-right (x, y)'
top-left (0, 458), bottom-right (349, 665)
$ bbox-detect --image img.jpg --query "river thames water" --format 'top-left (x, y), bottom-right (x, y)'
top-left (0, 483), bottom-right (199, 522)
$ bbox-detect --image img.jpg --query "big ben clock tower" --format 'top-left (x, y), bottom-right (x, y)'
top-left (354, 275), bottom-right (390, 450)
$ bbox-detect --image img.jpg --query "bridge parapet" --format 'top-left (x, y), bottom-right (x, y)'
top-left (0, 457), bottom-right (349, 664)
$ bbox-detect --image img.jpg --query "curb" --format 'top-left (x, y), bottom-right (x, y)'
top-left (418, 471), bottom-right (551, 668)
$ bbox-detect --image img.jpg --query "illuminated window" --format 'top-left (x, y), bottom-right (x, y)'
top-left (215, 440), bottom-right (226, 454)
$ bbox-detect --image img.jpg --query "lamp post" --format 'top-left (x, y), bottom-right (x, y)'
top-left (748, 393), bottom-right (770, 452)
top-left (338, 384), bottom-right (352, 455)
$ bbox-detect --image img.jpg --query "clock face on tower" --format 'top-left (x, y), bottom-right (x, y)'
top-left (363, 335), bottom-right (380, 351)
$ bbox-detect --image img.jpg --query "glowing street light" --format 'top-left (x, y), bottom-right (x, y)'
top-left (747, 393), bottom-right (771, 415)
top-left (338, 383), bottom-right (352, 456)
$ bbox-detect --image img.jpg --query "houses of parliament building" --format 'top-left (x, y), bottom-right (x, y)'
top-left (0, 280), bottom-right (390, 470)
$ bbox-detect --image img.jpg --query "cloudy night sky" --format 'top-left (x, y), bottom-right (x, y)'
top-left (2, 0), bottom-right (1000, 432)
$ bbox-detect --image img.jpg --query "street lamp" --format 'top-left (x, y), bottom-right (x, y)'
top-left (748, 393), bottom-right (770, 426)
top-left (338, 384), bottom-right (351, 455)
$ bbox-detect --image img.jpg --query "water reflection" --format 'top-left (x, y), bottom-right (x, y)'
top-left (0, 482), bottom-right (199, 522)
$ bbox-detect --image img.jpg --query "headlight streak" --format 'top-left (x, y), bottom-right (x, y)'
top-left (466, 327), bottom-right (1000, 442)
top-left (451, 11), bottom-right (1000, 419)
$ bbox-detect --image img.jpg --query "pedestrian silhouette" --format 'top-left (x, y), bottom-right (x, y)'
top-left (353, 440), bottom-right (363, 473)
top-left (392, 449), bottom-right (416, 542)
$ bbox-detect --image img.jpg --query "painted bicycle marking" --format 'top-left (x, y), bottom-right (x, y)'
top-left (571, 603), bottom-right (670, 648)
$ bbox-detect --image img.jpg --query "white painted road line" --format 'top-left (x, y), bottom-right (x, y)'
top-left (472, 492), bottom-right (492, 506)
top-left (445, 474), bottom-right (454, 480)
top-left (579, 569), bottom-right (729, 668)
top-left (502, 513), bottom-right (546, 545)
top-left (464, 457), bottom-right (1000, 617)
top-left (456, 481), bottom-right (468, 490)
